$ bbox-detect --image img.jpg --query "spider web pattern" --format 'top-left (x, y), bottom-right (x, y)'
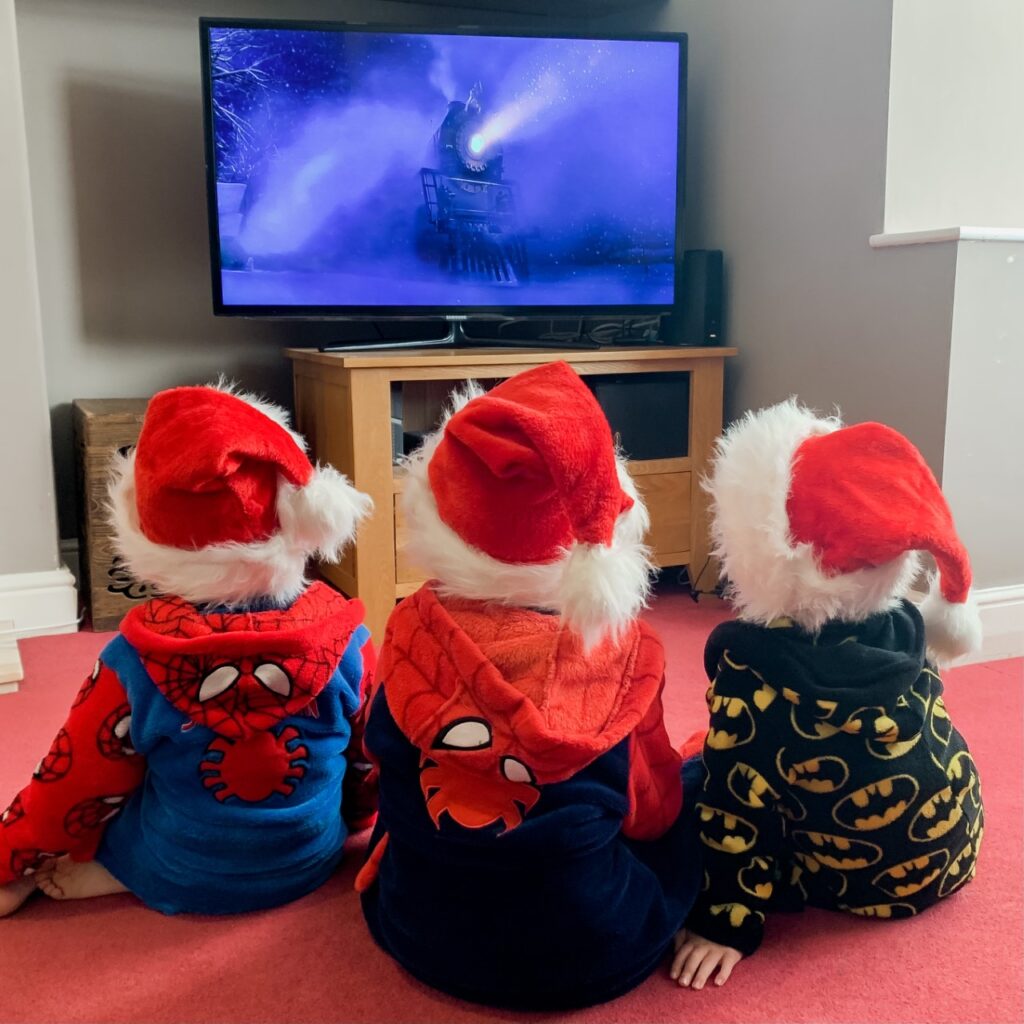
top-left (379, 587), bottom-right (666, 788)
top-left (96, 704), bottom-right (134, 760)
top-left (1, 794), bottom-right (25, 828)
top-left (128, 585), bottom-right (361, 739)
top-left (34, 729), bottom-right (73, 783)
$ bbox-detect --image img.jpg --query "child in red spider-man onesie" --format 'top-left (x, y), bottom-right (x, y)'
top-left (0, 384), bottom-right (376, 917)
top-left (356, 363), bottom-right (704, 1010)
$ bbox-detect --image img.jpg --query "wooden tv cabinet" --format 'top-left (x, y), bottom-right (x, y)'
top-left (287, 346), bottom-right (736, 641)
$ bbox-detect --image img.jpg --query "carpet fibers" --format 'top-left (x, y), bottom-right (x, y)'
top-left (1, 588), bottom-right (1021, 1024)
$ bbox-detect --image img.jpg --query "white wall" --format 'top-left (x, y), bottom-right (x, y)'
top-left (885, 0), bottom-right (1024, 233)
top-left (943, 239), bottom-right (1024, 590)
top-left (0, 0), bottom-right (61, 576)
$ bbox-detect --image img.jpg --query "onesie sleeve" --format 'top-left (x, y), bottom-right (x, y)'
top-left (0, 660), bottom-right (145, 883)
top-left (342, 627), bottom-right (379, 831)
top-left (622, 677), bottom-right (683, 841)
top-left (684, 649), bottom-right (783, 956)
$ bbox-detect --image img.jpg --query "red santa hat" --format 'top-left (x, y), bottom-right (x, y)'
top-left (706, 399), bottom-right (981, 664)
top-left (400, 362), bottom-right (652, 650)
top-left (109, 382), bottom-right (372, 606)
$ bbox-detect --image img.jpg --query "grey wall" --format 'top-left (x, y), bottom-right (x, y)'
top-left (0, 0), bottom-right (60, 576)
top-left (17, 0), bottom-right (962, 542)
top-left (607, 0), bottom-right (958, 469)
top-left (13, 0), bottom-right (550, 539)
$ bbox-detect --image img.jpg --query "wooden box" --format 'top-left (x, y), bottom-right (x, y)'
top-left (72, 399), bottom-right (151, 631)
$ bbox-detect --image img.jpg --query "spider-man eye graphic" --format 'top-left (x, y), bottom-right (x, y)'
top-left (197, 662), bottom-right (294, 703)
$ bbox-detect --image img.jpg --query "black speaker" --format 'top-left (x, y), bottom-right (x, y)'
top-left (665, 249), bottom-right (724, 346)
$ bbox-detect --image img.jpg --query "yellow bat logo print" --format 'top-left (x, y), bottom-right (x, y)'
top-left (792, 851), bottom-right (848, 898)
top-left (709, 902), bottom-right (764, 928)
top-left (792, 830), bottom-right (883, 870)
top-left (872, 849), bottom-right (949, 898)
top-left (776, 748), bottom-right (850, 793)
top-left (777, 790), bottom-right (808, 822)
top-left (705, 693), bottom-right (756, 750)
top-left (937, 840), bottom-right (978, 897)
top-left (696, 803), bottom-right (758, 854)
top-left (908, 785), bottom-right (964, 842)
top-left (727, 762), bottom-right (780, 808)
top-left (787, 697), bottom-right (859, 741)
top-left (864, 709), bottom-right (923, 760)
top-left (946, 750), bottom-right (982, 810)
top-left (832, 775), bottom-right (920, 831)
top-left (738, 856), bottom-right (774, 900)
top-left (841, 902), bottom-right (916, 920)
top-left (929, 697), bottom-right (953, 745)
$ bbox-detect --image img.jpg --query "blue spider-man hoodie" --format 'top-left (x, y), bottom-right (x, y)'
top-left (357, 588), bottom-right (703, 1010)
top-left (0, 584), bottom-right (374, 914)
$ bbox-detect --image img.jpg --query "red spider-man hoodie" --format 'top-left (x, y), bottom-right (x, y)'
top-left (0, 584), bottom-right (375, 914)
top-left (358, 587), bottom-right (703, 1010)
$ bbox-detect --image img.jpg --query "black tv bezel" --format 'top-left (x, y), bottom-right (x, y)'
top-left (199, 17), bottom-right (688, 321)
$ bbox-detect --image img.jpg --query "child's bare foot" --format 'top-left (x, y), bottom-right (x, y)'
top-left (0, 877), bottom-right (37, 917)
top-left (671, 929), bottom-right (743, 989)
top-left (35, 857), bottom-right (128, 901)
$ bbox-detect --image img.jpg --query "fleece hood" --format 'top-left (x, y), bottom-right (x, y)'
top-left (119, 582), bottom-right (364, 739)
top-left (705, 599), bottom-right (928, 716)
top-left (377, 585), bottom-right (666, 785)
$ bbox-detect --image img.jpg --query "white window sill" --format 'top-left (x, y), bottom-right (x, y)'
top-left (870, 226), bottom-right (1024, 248)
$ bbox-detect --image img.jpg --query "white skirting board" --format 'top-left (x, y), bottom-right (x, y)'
top-left (0, 619), bottom-right (23, 693)
top-left (0, 567), bottom-right (79, 640)
top-left (957, 584), bottom-right (1024, 667)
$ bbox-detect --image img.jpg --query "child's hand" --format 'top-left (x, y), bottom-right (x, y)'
top-left (670, 929), bottom-right (743, 989)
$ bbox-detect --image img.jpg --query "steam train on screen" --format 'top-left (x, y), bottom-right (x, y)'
top-left (419, 85), bottom-right (529, 284)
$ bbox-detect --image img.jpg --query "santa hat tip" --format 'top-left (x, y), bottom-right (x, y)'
top-left (919, 582), bottom-right (983, 665)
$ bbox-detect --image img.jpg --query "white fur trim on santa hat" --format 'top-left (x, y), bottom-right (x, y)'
top-left (107, 448), bottom-right (372, 607)
top-left (919, 579), bottom-right (982, 665)
top-left (399, 382), bottom-right (653, 651)
top-left (707, 398), bottom-right (920, 632)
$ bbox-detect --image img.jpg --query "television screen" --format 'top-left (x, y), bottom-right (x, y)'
top-left (202, 21), bottom-right (685, 315)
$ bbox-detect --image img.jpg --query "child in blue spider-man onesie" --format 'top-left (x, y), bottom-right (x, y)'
top-left (356, 363), bottom-right (704, 1010)
top-left (0, 384), bottom-right (375, 917)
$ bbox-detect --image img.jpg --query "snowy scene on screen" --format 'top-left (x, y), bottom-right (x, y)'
top-left (208, 27), bottom-right (681, 308)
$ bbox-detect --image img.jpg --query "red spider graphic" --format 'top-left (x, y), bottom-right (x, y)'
top-left (420, 757), bottom-right (540, 833)
top-left (10, 847), bottom-right (63, 877)
top-left (97, 704), bottom-right (136, 760)
top-left (1, 794), bottom-right (25, 828)
top-left (418, 719), bottom-right (540, 833)
top-left (63, 794), bottom-right (128, 837)
top-left (199, 726), bottom-right (309, 803)
top-left (34, 729), bottom-right (73, 783)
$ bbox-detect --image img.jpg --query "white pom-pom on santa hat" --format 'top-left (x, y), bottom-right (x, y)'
top-left (399, 364), bottom-right (652, 651)
top-left (108, 382), bottom-right (371, 607)
top-left (707, 398), bottom-right (982, 665)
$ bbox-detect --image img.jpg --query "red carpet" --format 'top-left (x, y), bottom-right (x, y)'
top-left (1, 587), bottom-right (1021, 1024)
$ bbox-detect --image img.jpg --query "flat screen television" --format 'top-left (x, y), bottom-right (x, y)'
top-left (200, 18), bottom-right (686, 334)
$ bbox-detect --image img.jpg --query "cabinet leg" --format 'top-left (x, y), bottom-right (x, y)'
top-left (688, 360), bottom-right (725, 597)
top-left (348, 369), bottom-right (399, 644)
